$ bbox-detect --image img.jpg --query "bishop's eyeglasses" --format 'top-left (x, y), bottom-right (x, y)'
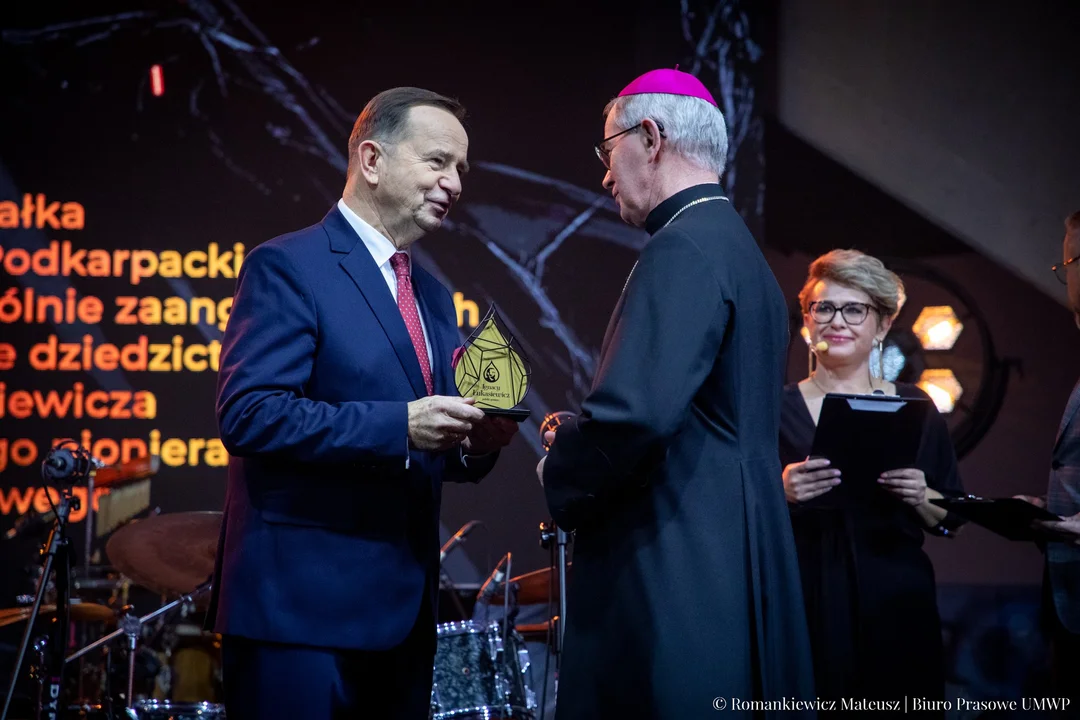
top-left (595, 121), bottom-right (666, 169)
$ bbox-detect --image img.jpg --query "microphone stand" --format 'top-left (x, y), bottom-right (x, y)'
top-left (438, 566), bottom-right (469, 621)
top-left (83, 474), bottom-right (94, 580)
top-left (439, 520), bottom-right (482, 622)
top-left (1, 491), bottom-right (76, 720)
top-left (538, 410), bottom-right (576, 702)
top-left (555, 527), bottom-right (568, 657)
top-left (539, 522), bottom-right (570, 670)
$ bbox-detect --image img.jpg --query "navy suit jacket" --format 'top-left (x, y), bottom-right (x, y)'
top-left (210, 205), bottom-right (494, 651)
top-left (1048, 378), bottom-right (1080, 633)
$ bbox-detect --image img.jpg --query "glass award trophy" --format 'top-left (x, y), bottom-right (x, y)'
top-left (452, 304), bottom-right (531, 421)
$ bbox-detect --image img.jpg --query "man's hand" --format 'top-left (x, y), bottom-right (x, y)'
top-left (1015, 496), bottom-right (1079, 544)
top-left (462, 416), bottom-right (519, 455)
top-left (536, 431), bottom-right (556, 487)
top-left (1038, 511), bottom-right (1080, 545)
top-left (407, 396), bottom-right (485, 452)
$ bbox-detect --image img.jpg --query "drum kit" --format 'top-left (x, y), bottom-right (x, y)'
top-left (1, 450), bottom-right (571, 720)
top-left (431, 521), bottom-right (571, 720)
top-left (1, 506), bottom-right (224, 720)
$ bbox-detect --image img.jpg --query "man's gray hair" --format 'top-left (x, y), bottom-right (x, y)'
top-left (604, 93), bottom-right (729, 176)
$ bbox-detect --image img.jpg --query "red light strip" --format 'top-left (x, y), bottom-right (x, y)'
top-left (150, 65), bottom-right (164, 97)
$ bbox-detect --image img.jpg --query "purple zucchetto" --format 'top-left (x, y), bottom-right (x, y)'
top-left (617, 66), bottom-right (717, 107)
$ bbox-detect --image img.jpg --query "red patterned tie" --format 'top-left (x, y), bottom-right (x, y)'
top-left (389, 253), bottom-right (434, 395)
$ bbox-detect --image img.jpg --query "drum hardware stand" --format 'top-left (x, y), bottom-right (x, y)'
top-left (27, 636), bottom-right (50, 720)
top-left (120, 608), bottom-right (141, 709)
top-left (65, 582), bottom-right (212, 715)
top-left (1, 488), bottom-right (79, 720)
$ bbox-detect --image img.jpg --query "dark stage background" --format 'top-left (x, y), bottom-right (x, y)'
top-left (2, 0), bottom-right (1078, 709)
top-left (0, 0), bottom-right (764, 601)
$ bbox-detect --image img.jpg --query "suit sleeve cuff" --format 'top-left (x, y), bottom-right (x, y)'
top-left (460, 446), bottom-right (495, 467)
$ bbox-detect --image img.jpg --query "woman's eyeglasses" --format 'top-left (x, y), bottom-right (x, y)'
top-left (807, 301), bottom-right (879, 326)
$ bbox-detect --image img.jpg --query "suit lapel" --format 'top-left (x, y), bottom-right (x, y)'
top-left (1055, 377), bottom-right (1080, 451)
top-left (323, 207), bottom-right (428, 399)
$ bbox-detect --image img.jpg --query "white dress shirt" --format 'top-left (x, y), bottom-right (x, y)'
top-left (337, 198), bottom-right (432, 365)
top-left (337, 200), bottom-right (484, 466)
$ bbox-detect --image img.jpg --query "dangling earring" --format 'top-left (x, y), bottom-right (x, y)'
top-left (875, 338), bottom-right (885, 380)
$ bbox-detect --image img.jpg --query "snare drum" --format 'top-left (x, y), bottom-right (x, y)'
top-left (128, 699), bottom-right (225, 719)
top-left (430, 620), bottom-right (536, 720)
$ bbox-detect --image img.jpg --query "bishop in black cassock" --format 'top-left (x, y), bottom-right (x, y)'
top-left (539, 68), bottom-right (816, 719)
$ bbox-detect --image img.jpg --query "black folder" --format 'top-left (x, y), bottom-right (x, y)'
top-left (809, 392), bottom-right (931, 493)
top-left (930, 496), bottom-right (1063, 541)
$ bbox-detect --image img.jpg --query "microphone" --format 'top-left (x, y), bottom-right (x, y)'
top-left (4, 510), bottom-right (56, 541)
top-left (440, 520), bottom-right (482, 562)
top-left (43, 445), bottom-right (104, 483)
top-left (476, 552), bottom-right (511, 603)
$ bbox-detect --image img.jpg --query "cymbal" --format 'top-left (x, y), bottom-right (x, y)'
top-left (0, 602), bottom-right (115, 628)
top-left (492, 564), bottom-right (571, 606)
top-left (105, 511), bottom-right (221, 597)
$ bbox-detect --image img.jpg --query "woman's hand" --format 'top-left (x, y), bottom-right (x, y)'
top-left (782, 457), bottom-right (841, 503)
top-left (878, 468), bottom-right (927, 506)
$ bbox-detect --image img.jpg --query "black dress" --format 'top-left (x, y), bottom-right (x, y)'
top-left (779, 382), bottom-right (963, 713)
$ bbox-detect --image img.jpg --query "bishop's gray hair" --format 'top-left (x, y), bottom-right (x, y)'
top-left (1066, 210), bottom-right (1080, 234)
top-left (603, 93), bottom-right (729, 177)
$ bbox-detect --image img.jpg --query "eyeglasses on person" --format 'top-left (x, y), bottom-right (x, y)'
top-left (1052, 254), bottom-right (1080, 285)
top-left (594, 121), bottom-right (666, 169)
top-left (807, 301), bottom-right (879, 326)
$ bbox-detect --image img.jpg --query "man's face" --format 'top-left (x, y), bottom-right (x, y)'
top-left (378, 105), bottom-right (469, 240)
top-left (1064, 230), bottom-right (1080, 327)
top-left (599, 114), bottom-right (652, 228)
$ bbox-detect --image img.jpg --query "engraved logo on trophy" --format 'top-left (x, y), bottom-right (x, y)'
top-left (453, 304), bottom-right (530, 421)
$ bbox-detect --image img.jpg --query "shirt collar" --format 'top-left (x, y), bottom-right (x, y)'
top-left (336, 198), bottom-right (407, 270)
top-left (644, 182), bottom-right (727, 235)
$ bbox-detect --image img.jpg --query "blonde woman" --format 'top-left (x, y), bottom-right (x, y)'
top-left (779, 249), bottom-right (964, 713)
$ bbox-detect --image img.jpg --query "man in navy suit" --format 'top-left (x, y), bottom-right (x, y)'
top-left (211, 87), bottom-right (517, 719)
top-left (1019, 210), bottom-right (1080, 717)
top-left (1041, 211), bottom-right (1080, 716)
